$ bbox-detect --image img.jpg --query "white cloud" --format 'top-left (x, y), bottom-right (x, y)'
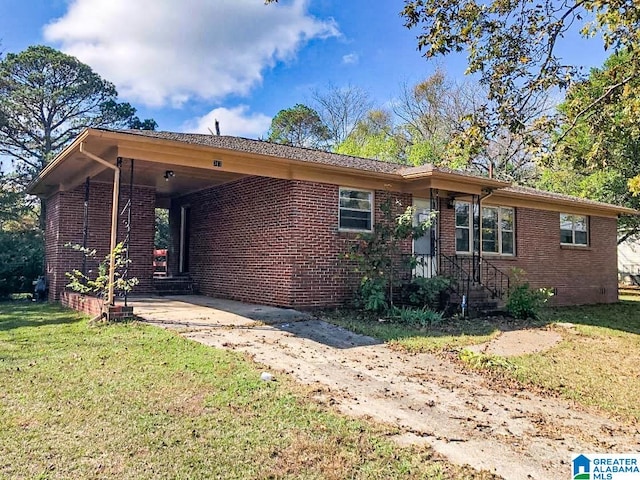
top-left (182, 105), bottom-right (272, 139)
top-left (44, 0), bottom-right (339, 107)
top-left (342, 53), bottom-right (359, 65)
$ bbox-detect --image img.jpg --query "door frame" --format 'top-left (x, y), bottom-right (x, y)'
top-left (412, 197), bottom-right (437, 278)
top-left (179, 205), bottom-right (191, 274)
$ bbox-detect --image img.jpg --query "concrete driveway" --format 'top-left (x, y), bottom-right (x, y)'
top-left (130, 295), bottom-right (640, 480)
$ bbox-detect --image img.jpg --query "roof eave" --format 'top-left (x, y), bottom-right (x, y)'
top-left (492, 189), bottom-right (638, 216)
top-left (401, 169), bottom-right (511, 189)
top-left (26, 128), bottom-right (92, 195)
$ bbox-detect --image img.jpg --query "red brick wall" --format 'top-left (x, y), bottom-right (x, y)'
top-left (46, 175), bottom-right (618, 308)
top-left (60, 291), bottom-right (102, 317)
top-left (45, 181), bottom-right (155, 301)
top-left (436, 197), bottom-right (618, 306)
top-left (289, 181), bottom-right (411, 307)
top-left (174, 177), bottom-right (412, 308)
top-left (178, 177), bottom-right (297, 305)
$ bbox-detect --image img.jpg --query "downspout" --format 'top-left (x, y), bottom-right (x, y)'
top-left (79, 142), bottom-right (120, 307)
top-left (477, 188), bottom-right (495, 282)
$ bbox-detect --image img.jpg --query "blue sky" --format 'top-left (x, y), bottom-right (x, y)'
top-left (1, 0), bottom-right (611, 139)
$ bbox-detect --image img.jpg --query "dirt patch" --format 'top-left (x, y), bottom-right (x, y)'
top-left (465, 329), bottom-right (563, 356)
top-left (133, 299), bottom-right (640, 480)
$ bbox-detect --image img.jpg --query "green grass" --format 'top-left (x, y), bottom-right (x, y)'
top-left (508, 299), bottom-right (640, 422)
top-left (323, 300), bottom-right (640, 423)
top-left (0, 303), bottom-right (497, 480)
top-left (321, 309), bottom-right (503, 353)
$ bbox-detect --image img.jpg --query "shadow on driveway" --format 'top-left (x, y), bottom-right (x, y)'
top-left (130, 295), bottom-right (381, 349)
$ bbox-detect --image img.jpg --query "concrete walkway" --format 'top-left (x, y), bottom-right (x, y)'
top-left (130, 295), bottom-right (640, 480)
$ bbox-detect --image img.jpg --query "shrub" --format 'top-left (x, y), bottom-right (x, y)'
top-left (390, 305), bottom-right (444, 328)
top-left (0, 229), bottom-right (43, 297)
top-left (359, 277), bottom-right (388, 312)
top-left (65, 242), bottom-right (139, 307)
top-left (343, 198), bottom-right (436, 312)
top-left (402, 276), bottom-right (451, 309)
top-left (506, 268), bottom-right (554, 319)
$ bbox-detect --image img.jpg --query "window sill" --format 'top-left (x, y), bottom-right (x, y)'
top-left (338, 228), bottom-right (373, 235)
top-left (560, 244), bottom-right (591, 251)
top-left (482, 254), bottom-right (517, 260)
top-left (455, 252), bottom-right (517, 260)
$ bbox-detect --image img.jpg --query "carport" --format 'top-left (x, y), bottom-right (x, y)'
top-left (28, 128), bottom-right (261, 305)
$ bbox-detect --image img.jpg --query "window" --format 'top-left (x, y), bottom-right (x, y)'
top-left (482, 206), bottom-right (514, 255)
top-left (455, 201), bottom-right (515, 255)
top-left (455, 202), bottom-right (471, 252)
top-left (560, 214), bottom-right (588, 246)
top-left (339, 188), bottom-right (372, 231)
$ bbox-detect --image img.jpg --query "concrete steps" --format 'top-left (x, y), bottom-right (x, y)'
top-left (450, 283), bottom-right (505, 316)
top-left (153, 275), bottom-right (196, 296)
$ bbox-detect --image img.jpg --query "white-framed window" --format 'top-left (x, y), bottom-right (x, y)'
top-left (455, 202), bottom-right (472, 252)
top-left (339, 188), bottom-right (373, 231)
top-left (455, 201), bottom-right (515, 255)
top-left (482, 206), bottom-right (514, 255)
top-left (560, 214), bottom-right (588, 246)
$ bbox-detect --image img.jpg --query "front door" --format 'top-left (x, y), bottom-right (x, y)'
top-left (413, 198), bottom-right (436, 277)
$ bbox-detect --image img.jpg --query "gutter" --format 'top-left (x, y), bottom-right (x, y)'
top-left (79, 142), bottom-right (120, 307)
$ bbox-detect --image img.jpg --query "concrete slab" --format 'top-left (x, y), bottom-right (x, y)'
top-left (128, 295), bottom-right (313, 329)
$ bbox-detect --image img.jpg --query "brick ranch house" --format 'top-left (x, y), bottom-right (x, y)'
top-left (28, 128), bottom-right (635, 311)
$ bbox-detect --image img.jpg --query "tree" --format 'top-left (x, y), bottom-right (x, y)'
top-left (336, 109), bottom-right (406, 162)
top-left (0, 173), bottom-right (33, 229)
top-left (392, 71), bottom-right (475, 167)
top-left (312, 83), bottom-right (373, 148)
top-left (155, 208), bottom-right (170, 249)
top-left (267, 103), bottom-right (330, 148)
top-left (0, 173), bottom-right (43, 297)
top-left (0, 45), bottom-right (156, 222)
top-left (401, 0), bottom-right (640, 152)
top-left (539, 50), bottom-right (640, 242)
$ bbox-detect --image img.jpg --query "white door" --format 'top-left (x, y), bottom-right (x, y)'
top-left (413, 198), bottom-right (436, 277)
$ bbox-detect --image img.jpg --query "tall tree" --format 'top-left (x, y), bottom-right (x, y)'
top-left (267, 103), bottom-right (330, 149)
top-left (0, 45), bottom-right (155, 192)
top-left (393, 71), bottom-right (472, 167)
top-left (540, 50), bottom-right (640, 242)
top-left (312, 83), bottom-right (373, 148)
top-left (336, 109), bottom-right (406, 162)
top-left (401, 0), bottom-right (640, 153)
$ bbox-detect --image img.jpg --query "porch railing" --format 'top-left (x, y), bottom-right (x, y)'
top-left (412, 253), bottom-right (510, 309)
top-left (479, 257), bottom-right (510, 299)
top-left (437, 254), bottom-right (471, 306)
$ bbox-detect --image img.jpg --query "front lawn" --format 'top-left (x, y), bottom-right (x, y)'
top-left (0, 303), bottom-right (494, 480)
top-left (322, 309), bottom-right (506, 353)
top-left (322, 299), bottom-right (640, 423)
top-left (509, 298), bottom-right (640, 422)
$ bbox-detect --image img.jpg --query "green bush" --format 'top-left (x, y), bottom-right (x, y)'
top-left (402, 276), bottom-right (451, 309)
top-left (343, 198), bottom-right (436, 312)
top-left (390, 305), bottom-right (444, 328)
top-left (506, 268), bottom-right (554, 319)
top-left (0, 229), bottom-right (44, 297)
top-left (358, 277), bottom-right (388, 312)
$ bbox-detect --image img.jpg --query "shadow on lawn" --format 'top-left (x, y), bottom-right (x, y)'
top-left (323, 298), bottom-right (640, 347)
top-left (320, 309), bottom-right (501, 344)
top-left (542, 299), bottom-right (640, 335)
top-left (0, 301), bottom-right (83, 331)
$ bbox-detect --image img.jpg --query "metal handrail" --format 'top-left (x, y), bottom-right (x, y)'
top-left (479, 257), bottom-right (510, 299)
top-left (439, 254), bottom-right (471, 308)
